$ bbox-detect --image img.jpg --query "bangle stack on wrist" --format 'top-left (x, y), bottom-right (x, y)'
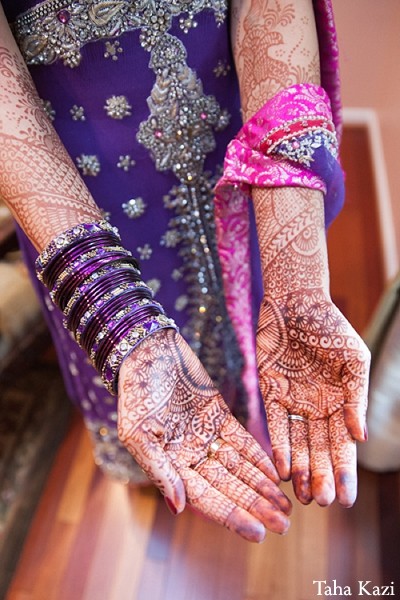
top-left (35, 220), bottom-right (178, 394)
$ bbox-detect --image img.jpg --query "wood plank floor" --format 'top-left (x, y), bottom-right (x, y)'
top-left (6, 410), bottom-right (398, 600)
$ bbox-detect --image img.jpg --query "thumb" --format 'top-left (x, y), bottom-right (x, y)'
top-left (340, 335), bottom-right (370, 442)
top-left (124, 435), bottom-right (186, 512)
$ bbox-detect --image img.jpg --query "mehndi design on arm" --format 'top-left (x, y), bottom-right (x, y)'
top-left (0, 46), bottom-right (100, 249)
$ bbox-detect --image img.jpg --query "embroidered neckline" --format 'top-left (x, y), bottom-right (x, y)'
top-left (14, 0), bottom-right (227, 67)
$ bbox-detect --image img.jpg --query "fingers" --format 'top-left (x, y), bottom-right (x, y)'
top-left (289, 418), bottom-right (312, 505)
top-left (210, 438), bottom-right (292, 515)
top-left (180, 464), bottom-right (289, 542)
top-left (329, 410), bottom-right (358, 507)
top-left (221, 413), bottom-right (280, 484)
top-left (119, 427), bottom-right (186, 512)
top-left (265, 403), bottom-right (291, 480)
top-left (266, 403), bottom-right (291, 481)
top-left (308, 419), bottom-right (335, 506)
top-left (195, 459), bottom-right (290, 535)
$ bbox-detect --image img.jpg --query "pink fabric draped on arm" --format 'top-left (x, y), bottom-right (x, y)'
top-left (214, 0), bottom-right (343, 439)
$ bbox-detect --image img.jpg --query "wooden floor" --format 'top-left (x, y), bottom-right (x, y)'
top-left (5, 410), bottom-right (399, 600)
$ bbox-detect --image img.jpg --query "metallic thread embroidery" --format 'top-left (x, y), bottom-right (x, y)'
top-left (136, 243), bottom-right (153, 260)
top-left (104, 40), bottom-right (123, 60)
top-left (213, 59), bottom-right (231, 77)
top-left (146, 278), bottom-right (161, 295)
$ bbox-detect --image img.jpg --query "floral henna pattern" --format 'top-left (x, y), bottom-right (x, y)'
top-left (253, 187), bottom-right (370, 506)
top-left (0, 39), bottom-right (100, 250)
top-left (118, 329), bottom-right (291, 541)
top-left (231, 0), bottom-right (320, 118)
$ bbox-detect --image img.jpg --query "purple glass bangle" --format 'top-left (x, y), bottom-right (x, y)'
top-left (36, 221), bottom-right (179, 396)
top-left (64, 261), bottom-right (139, 320)
top-left (94, 304), bottom-right (163, 372)
top-left (42, 231), bottom-right (124, 288)
top-left (73, 281), bottom-right (152, 346)
top-left (66, 268), bottom-right (143, 331)
top-left (81, 288), bottom-right (155, 353)
top-left (89, 298), bottom-right (164, 363)
top-left (53, 250), bottom-right (137, 311)
top-left (101, 315), bottom-right (178, 394)
top-left (80, 287), bottom-right (155, 353)
top-left (68, 279), bottom-right (135, 333)
top-left (36, 221), bottom-right (119, 278)
top-left (60, 254), bottom-right (140, 310)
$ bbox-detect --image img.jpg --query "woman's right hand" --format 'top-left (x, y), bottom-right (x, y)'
top-left (118, 329), bottom-right (291, 543)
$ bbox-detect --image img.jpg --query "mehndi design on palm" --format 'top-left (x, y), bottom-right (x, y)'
top-left (118, 329), bottom-right (291, 542)
top-left (254, 187), bottom-right (370, 508)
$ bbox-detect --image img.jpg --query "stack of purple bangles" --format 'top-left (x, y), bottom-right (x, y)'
top-left (35, 221), bottom-right (177, 394)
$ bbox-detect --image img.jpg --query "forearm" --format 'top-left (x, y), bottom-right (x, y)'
top-left (0, 5), bottom-right (101, 252)
top-left (231, 0), bottom-right (330, 295)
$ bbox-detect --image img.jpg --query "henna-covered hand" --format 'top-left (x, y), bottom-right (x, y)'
top-left (257, 291), bottom-right (370, 508)
top-left (118, 329), bottom-right (291, 542)
top-left (254, 187), bottom-right (370, 508)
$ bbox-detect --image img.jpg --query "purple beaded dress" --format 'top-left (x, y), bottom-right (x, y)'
top-left (4, 0), bottom-right (342, 484)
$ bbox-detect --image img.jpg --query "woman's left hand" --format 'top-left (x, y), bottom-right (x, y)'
top-left (257, 289), bottom-right (370, 507)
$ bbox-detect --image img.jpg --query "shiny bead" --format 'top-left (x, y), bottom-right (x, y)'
top-left (57, 9), bottom-right (70, 24)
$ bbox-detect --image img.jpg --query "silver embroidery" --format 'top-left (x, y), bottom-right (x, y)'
top-left (175, 294), bottom-right (188, 311)
top-left (137, 243), bottom-right (153, 260)
top-left (104, 95), bottom-right (132, 120)
top-left (100, 208), bottom-right (111, 221)
top-left (117, 154), bottom-right (136, 171)
top-left (171, 268), bottom-right (183, 281)
top-left (14, 0), bottom-right (227, 67)
top-left (41, 99), bottom-right (56, 120)
top-left (179, 13), bottom-right (198, 33)
top-left (146, 278), bottom-right (161, 295)
top-left (70, 104), bottom-right (86, 121)
top-left (104, 40), bottom-right (123, 60)
top-left (76, 154), bottom-right (101, 176)
top-left (213, 59), bottom-right (231, 77)
top-left (122, 197), bottom-right (146, 219)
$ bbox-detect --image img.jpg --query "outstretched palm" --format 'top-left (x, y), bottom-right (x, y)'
top-left (118, 329), bottom-right (291, 542)
top-left (257, 289), bottom-right (370, 507)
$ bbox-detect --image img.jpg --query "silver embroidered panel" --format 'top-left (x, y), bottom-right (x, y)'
top-left (14, 0), bottom-right (227, 67)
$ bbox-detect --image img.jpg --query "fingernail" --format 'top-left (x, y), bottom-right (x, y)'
top-left (164, 497), bottom-right (178, 515)
top-left (363, 424), bottom-right (368, 442)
